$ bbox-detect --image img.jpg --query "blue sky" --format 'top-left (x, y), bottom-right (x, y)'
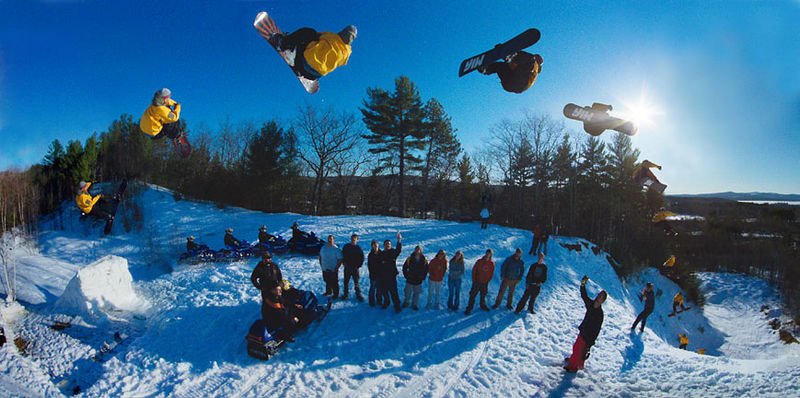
top-left (0, 1), bottom-right (798, 194)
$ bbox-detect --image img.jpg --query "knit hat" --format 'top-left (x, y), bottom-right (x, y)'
top-left (338, 25), bottom-right (357, 45)
top-left (153, 88), bottom-right (171, 106)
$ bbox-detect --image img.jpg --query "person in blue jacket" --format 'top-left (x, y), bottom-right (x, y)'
top-left (493, 249), bottom-right (525, 309)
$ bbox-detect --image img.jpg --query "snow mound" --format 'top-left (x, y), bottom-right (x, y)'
top-left (54, 255), bottom-right (149, 319)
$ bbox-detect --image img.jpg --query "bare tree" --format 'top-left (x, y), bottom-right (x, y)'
top-left (295, 105), bottom-right (362, 215)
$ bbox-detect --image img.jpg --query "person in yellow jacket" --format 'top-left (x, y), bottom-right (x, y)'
top-left (678, 333), bottom-right (689, 350)
top-left (139, 88), bottom-right (183, 141)
top-left (273, 25), bottom-right (357, 80)
top-left (672, 292), bottom-right (687, 315)
top-left (75, 181), bottom-right (114, 221)
top-left (663, 255), bottom-right (676, 267)
top-left (479, 51), bottom-right (543, 94)
top-left (652, 208), bottom-right (678, 236)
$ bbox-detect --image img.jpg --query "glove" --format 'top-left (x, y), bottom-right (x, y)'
top-left (583, 347), bottom-right (591, 360)
top-left (581, 275), bottom-right (589, 286)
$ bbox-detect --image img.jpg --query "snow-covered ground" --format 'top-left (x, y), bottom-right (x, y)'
top-left (1, 184), bottom-right (799, 397)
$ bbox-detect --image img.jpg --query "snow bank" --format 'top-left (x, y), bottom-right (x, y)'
top-left (55, 255), bottom-right (149, 319)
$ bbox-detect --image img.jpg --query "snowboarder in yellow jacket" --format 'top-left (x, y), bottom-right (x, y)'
top-left (652, 208), bottom-right (678, 236)
top-left (139, 88), bottom-right (182, 141)
top-left (678, 333), bottom-right (689, 349)
top-left (273, 25), bottom-right (357, 80)
top-left (672, 292), bottom-right (687, 315)
top-left (75, 181), bottom-right (114, 221)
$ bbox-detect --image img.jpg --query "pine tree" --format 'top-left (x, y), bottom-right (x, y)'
top-left (360, 76), bottom-right (428, 216)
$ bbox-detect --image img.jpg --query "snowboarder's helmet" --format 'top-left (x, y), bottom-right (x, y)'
top-left (260, 225), bottom-right (267, 231)
top-left (225, 228), bottom-right (233, 234)
top-left (79, 181), bottom-right (88, 190)
top-left (187, 236), bottom-right (194, 242)
top-left (159, 88), bottom-right (171, 98)
top-left (534, 54), bottom-right (543, 65)
top-left (338, 25), bottom-right (357, 44)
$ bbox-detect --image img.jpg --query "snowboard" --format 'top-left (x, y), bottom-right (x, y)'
top-left (104, 179), bottom-right (128, 235)
top-left (668, 307), bottom-right (692, 317)
top-left (92, 332), bottom-right (128, 361)
top-left (641, 178), bottom-right (667, 195)
top-left (173, 131), bottom-right (192, 159)
top-left (563, 103), bottom-right (638, 136)
top-left (253, 11), bottom-right (320, 94)
top-left (458, 28), bottom-right (541, 77)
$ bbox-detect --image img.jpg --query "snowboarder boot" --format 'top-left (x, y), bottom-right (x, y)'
top-left (480, 305), bottom-right (491, 311)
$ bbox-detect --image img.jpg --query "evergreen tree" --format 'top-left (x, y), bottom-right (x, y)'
top-left (360, 76), bottom-right (427, 216)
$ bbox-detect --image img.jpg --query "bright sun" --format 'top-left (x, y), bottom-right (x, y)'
top-left (617, 89), bottom-right (664, 127)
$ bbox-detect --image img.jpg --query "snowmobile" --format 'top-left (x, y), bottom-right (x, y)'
top-left (245, 288), bottom-right (331, 360)
top-left (288, 232), bottom-right (325, 255)
top-left (253, 235), bottom-right (290, 256)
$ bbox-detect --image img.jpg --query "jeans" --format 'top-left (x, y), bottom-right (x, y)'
top-left (322, 270), bottom-right (339, 298)
top-left (403, 282), bottom-right (422, 308)
top-left (427, 280), bottom-right (443, 308)
top-left (447, 278), bottom-right (462, 310)
top-left (368, 277), bottom-right (382, 306)
top-left (381, 278), bottom-right (402, 310)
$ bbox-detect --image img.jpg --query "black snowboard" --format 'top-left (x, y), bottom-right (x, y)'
top-left (458, 28), bottom-right (541, 77)
top-left (563, 103), bottom-right (638, 136)
top-left (668, 307), bottom-right (692, 317)
top-left (103, 179), bottom-right (128, 235)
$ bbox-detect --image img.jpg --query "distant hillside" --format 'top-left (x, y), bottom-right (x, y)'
top-left (670, 192), bottom-right (800, 202)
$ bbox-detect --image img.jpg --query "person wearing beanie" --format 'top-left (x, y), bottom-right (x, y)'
top-left (270, 24), bottom-right (357, 80)
top-left (479, 51), bottom-right (543, 94)
top-left (564, 275), bottom-right (607, 373)
top-left (75, 181), bottom-right (114, 221)
top-left (139, 87), bottom-right (183, 141)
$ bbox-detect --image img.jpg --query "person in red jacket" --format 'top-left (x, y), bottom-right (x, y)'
top-left (465, 249), bottom-right (495, 315)
top-left (427, 250), bottom-right (448, 309)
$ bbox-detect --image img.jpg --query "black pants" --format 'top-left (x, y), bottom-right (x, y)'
top-left (481, 220), bottom-right (488, 229)
top-left (465, 282), bottom-right (489, 312)
top-left (283, 28), bottom-right (322, 79)
top-left (323, 270), bottom-right (339, 298)
top-left (632, 308), bottom-right (653, 331)
top-left (380, 278), bottom-right (402, 310)
top-left (343, 266), bottom-right (361, 296)
top-left (515, 283), bottom-right (541, 313)
top-left (483, 55), bottom-right (535, 94)
top-left (89, 197), bottom-right (115, 220)
top-left (529, 237), bottom-right (541, 255)
top-left (152, 122), bottom-right (181, 140)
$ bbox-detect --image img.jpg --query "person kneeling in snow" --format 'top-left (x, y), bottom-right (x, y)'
top-left (564, 275), bottom-right (607, 373)
top-left (75, 181), bottom-right (117, 221)
top-left (262, 285), bottom-right (300, 342)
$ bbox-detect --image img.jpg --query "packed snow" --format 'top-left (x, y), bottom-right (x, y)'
top-left (1, 184), bottom-right (798, 397)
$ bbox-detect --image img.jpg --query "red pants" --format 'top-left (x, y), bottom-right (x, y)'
top-left (565, 335), bottom-right (588, 371)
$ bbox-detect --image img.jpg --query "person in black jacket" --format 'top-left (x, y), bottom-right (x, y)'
top-left (564, 275), bottom-right (607, 373)
top-left (224, 227), bottom-right (243, 248)
top-left (262, 285), bottom-right (299, 342)
top-left (377, 232), bottom-right (403, 312)
top-left (258, 225), bottom-right (277, 244)
top-left (631, 282), bottom-right (655, 332)
top-left (367, 240), bottom-right (383, 307)
top-left (251, 253), bottom-right (283, 293)
top-left (341, 234), bottom-right (365, 301)
top-left (402, 246), bottom-right (429, 311)
top-left (515, 253), bottom-right (548, 314)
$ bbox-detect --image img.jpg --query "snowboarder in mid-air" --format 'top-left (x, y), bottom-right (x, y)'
top-left (633, 160), bottom-right (667, 193)
top-left (631, 282), bottom-right (655, 332)
top-left (479, 51), bottom-right (543, 94)
top-left (564, 275), bottom-right (607, 373)
top-left (75, 181), bottom-right (117, 221)
top-left (269, 24), bottom-right (357, 81)
top-left (139, 88), bottom-right (191, 157)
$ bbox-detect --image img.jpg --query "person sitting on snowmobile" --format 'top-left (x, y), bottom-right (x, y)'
top-left (564, 275), bottom-right (606, 373)
top-left (139, 88), bottom-right (183, 144)
top-left (272, 25), bottom-right (357, 81)
top-left (75, 181), bottom-right (116, 221)
top-left (479, 51), bottom-right (543, 94)
top-left (258, 225), bottom-right (278, 244)
top-left (262, 285), bottom-right (299, 342)
top-left (185, 236), bottom-right (210, 253)
top-left (224, 227), bottom-right (244, 249)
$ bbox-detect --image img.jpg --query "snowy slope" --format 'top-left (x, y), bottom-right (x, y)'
top-left (1, 184), bottom-right (799, 397)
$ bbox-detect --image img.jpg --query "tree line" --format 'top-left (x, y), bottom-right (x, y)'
top-left (5, 75), bottom-right (799, 312)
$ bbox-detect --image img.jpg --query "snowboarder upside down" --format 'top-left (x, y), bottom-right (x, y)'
top-left (479, 51), bottom-right (543, 94)
top-left (272, 25), bottom-right (357, 81)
